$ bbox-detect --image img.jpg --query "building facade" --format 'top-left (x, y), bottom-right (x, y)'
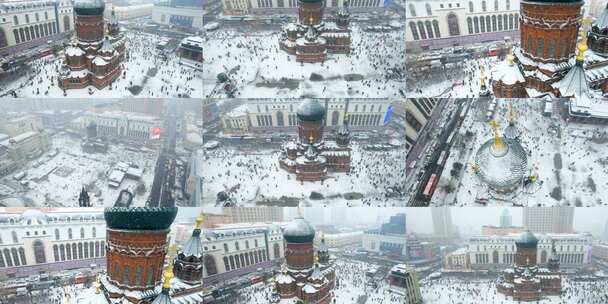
top-left (202, 222), bottom-right (285, 285)
top-left (70, 111), bottom-right (161, 143)
top-left (523, 207), bottom-right (574, 234)
top-left (0, 210), bottom-right (106, 279)
top-left (468, 233), bottom-right (591, 270)
top-left (222, 99), bottom-right (391, 135)
top-left (223, 207), bottom-right (284, 223)
top-left (405, 0), bottom-right (520, 51)
top-left (405, 98), bottom-right (439, 152)
top-left (388, 264), bottom-right (422, 303)
top-left (152, 3), bottom-right (203, 30)
top-left (223, 0), bottom-right (383, 16)
top-left (0, 0), bottom-right (74, 56)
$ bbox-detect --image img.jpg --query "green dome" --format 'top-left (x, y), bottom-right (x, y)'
top-left (516, 230), bottom-right (538, 249)
top-left (297, 99), bottom-right (326, 122)
top-left (104, 207), bottom-right (178, 230)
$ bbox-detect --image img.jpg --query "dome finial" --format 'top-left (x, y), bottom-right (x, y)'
top-left (508, 103), bottom-right (516, 125)
top-left (490, 120), bottom-right (505, 152)
top-left (507, 48), bottom-right (514, 66)
top-left (195, 212), bottom-right (204, 229)
top-left (163, 244), bottom-right (177, 289)
top-left (577, 17), bottom-right (591, 62)
top-left (297, 206), bottom-right (303, 218)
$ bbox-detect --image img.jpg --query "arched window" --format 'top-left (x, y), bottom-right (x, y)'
top-left (273, 243), bottom-right (280, 259)
top-left (223, 243), bottom-right (229, 253)
top-left (55, 229), bottom-right (60, 241)
top-left (486, 16), bottom-right (491, 32)
top-left (95, 241), bottom-right (100, 257)
top-left (506, 0), bottom-right (510, 10)
top-left (146, 264), bottom-right (154, 286)
top-left (234, 241), bottom-right (239, 251)
top-left (33, 240), bottom-right (46, 264)
top-left (18, 248), bottom-right (26, 266)
top-left (135, 266), bottom-right (143, 286)
top-left (276, 111), bottom-right (284, 127)
top-left (447, 13), bottom-right (460, 36)
top-left (433, 20), bottom-right (441, 38)
top-left (468, 1), bottom-right (473, 13)
top-left (223, 256), bottom-right (230, 271)
top-left (492, 15), bottom-right (497, 32)
top-left (235, 254), bottom-right (241, 269)
top-left (124, 265), bottom-right (130, 285)
top-left (473, 16), bottom-right (479, 34)
top-left (0, 29), bottom-right (7, 48)
top-left (92, 227), bottom-right (96, 238)
top-left (72, 243), bottom-right (77, 259)
top-left (480, 17), bottom-right (486, 32)
top-left (3, 249), bottom-right (11, 267)
top-left (11, 248), bottom-right (19, 266)
top-left (60, 244), bottom-right (65, 261)
top-left (408, 3), bottom-right (416, 17)
top-left (509, 14), bottom-right (514, 29)
top-left (11, 231), bottom-right (18, 244)
top-left (0, 253), bottom-right (4, 268)
top-left (515, 13), bottom-right (519, 29)
top-left (426, 3), bottom-right (432, 16)
top-left (80, 227), bottom-right (85, 238)
top-left (504, 15), bottom-right (508, 30)
top-left (89, 242), bottom-right (94, 258)
top-left (249, 251), bottom-right (255, 265)
top-left (244, 253), bottom-right (250, 266)
top-left (13, 16), bottom-right (18, 26)
top-left (498, 14), bottom-right (503, 31)
top-left (68, 228), bottom-right (72, 239)
top-left (78, 243), bottom-right (83, 259)
top-left (409, 22), bottom-right (419, 40)
top-left (537, 37), bottom-right (544, 58)
top-left (425, 21), bottom-right (434, 39)
top-left (13, 29), bottom-right (19, 44)
top-left (66, 244), bottom-right (71, 260)
top-left (331, 111), bottom-right (340, 126)
top-left (229, 255), bottom-right (235, 270)
top-left (417, 21), bottom-right (426, 39)
top-left (494, 0), bottom-right (498, 11)
top-left (63, 15), bottom-right (70, 31)
top-left (84, 242), bottom-right (89, 258)
top-left (240, 253), bottom-right (245, 267)
top-left (548, 39), bottom-right (557, 58)
top-left (482, 0), bottom-right (486, 12)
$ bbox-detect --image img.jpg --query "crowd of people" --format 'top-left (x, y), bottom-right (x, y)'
top-left (202, 140), bottom-right (405, 207)
top-left (203, 23), bottom-right (404, 98)
top-left (0, 31), bottom-right (202, 98)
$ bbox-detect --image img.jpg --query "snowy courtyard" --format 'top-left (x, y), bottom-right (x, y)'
top-left (234, 259), bottom-right (405, 304)
top-left (0, 31), bottom-right (203, 98)
top-left (201, 142), bottom-right (405, 207)
top-left (202, 23), bottom-right (405, 98)
top-left (420, 277), bottom-right (608, 304)
top-left (0, 133), bottom-right (157, 207)
top-left (405, 56), bottom-right (498, 98)
top-left (431, 99), bottom-right (608, 206)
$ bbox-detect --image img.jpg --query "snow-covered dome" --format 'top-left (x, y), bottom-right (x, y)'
top-left (20, 210), bottom-right (48, 225)
top-left (474, 137), bottom-right (527, 192)
top-left (516, 230), bottom-right (539, 249)
top-left (283, 211), bottom-right (315, 244)
top-left (297, 99), bottom-right (326, 122)
top-left (180, 215), bottom-right (203, 258)
top-left (73, 0), bottom-right (105, 15)
top-left (503, 124), bottom-right (520, 140)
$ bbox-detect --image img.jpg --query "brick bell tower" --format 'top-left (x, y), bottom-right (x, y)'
top-left (73, 0), bottom-right (105, 43)
top-left (297, 99), bottom-right (326, 146)
top-left (299, 0), bottom-right (324, 26)
top-left (284, 208), bottom-right (315, 270)
top-left (515, 230), bottom-right (538, 267)
top-left (103, 207), bottom-right (178, 303)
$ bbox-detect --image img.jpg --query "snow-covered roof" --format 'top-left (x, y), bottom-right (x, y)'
top-left (491, 59), bottom-right (525, 85)
top-left (92, 56), bottom-right (108, 66)
top-left (556, 61), bottom-right (589, 98)
top-left (65, 46), bottom-right (85, 57)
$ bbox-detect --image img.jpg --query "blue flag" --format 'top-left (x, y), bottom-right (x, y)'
top-left (383, 104), bottom-right (393, 125)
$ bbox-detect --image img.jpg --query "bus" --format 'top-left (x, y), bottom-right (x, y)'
top-left (422, 174), bottom-right (439, 199)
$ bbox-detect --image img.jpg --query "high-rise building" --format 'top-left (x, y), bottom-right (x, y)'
top-left (523, 207), bottom-right (574, 234)
top-left (223, 207), bottom-right (283, 223)
top-left (405, 98), bottom-right (440, 152)
top-left (381, 214), bottom-right (406, 235)
top-left (431, 207), bottom-right (453, 239)
top-left (500, 209), bottom-right (512, 228)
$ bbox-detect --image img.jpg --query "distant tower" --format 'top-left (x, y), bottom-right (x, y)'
top-left (174, 213), bottom-right (204, 284)
top-left (108, 5), bottom-right (120, 37)
top-left (317, 232), bottom-right (329, 264)
top-left (78, 187), bottom-right (90, 207)
top-left (499, 209), bottom-right (512, 228)
top-left (431, 207), bottom-right (453, 239)
top-left (336, 115), bottom-right (350, 147)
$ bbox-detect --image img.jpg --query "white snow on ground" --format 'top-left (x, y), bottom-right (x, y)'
top-left (432, 99), bottom-right (608, 206)
top-left (406, 57), bottom-right (498, 98)
top-left (0, 31), bottom-right (202, 98)
top-left (0, 133), bottom-right (157, 207)
top-left (420, 277), bottom-right (608, 304)
top-left (235, 259), bottom-right (405, 304)
top-left (202, 24), bottom-right (404, 98)
top-left (201, 142), bottom-right (405, 207)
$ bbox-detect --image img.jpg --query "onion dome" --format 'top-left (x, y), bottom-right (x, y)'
top-left (304, 136), bottom-right (318, 160)
top-left (20, 210), bottom-right (47, 225)
top-left (516, 230), bottom-right (539, 249)
top-left (297, 99), bottom-right (325, 122)
top-left (283, 208), bottom-right (315, 244)
top-left (109, 6), bottom-right (119, 25)
top-left (318, 236), bottom-right (328, 253)
top-left (557, 20), bottom-right (590, 98)
top-left (181, 213), bottom-right (203, 258)
top-left (73, 0), bottom-right (105, 16)
top-left (100, 37), bottom-right (114, 53)
top-left (104, 207), bottom-right (178, 230)
top-left (309, 258), bottom-right (324, 282)
top-left (152, 245), bottom-right (176, 304)
top-left (305, 23), bottom-right (317, 41)
top-left (504, 105), bottom-right (520, 141)
top-left (474, 121), bottom-right (527, 192)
